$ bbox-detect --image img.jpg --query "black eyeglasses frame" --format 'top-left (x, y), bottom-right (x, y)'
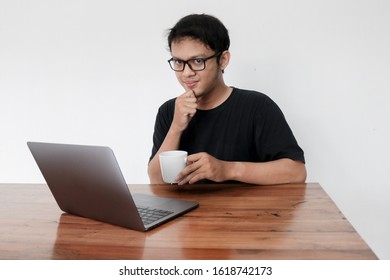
top-left (167, 52), bottom-right (222, 72)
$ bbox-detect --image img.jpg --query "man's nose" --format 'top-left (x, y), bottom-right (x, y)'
top-left (182, 63), bottom-right (195, 76)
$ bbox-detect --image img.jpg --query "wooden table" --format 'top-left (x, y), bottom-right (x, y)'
top-left (0, 183), bottom-right (377, 260)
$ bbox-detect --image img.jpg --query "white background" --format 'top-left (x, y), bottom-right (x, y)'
top-left (1, 0), bottom-right (389, 259)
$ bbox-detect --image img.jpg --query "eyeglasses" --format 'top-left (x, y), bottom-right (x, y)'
top-left (168, 52), bottom-right (221, 72)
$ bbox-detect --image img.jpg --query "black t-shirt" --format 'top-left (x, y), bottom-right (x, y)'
top-left (150, 88), bottom-right (305, 176)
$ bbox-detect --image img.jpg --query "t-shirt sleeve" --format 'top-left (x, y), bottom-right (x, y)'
top-left (254, 97), bottom-right (305, 163)
top-left (149, 99), bottom-right (175, 162)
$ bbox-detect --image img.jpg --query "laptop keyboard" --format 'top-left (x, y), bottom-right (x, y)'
top-left (137, 206), bottom-right (173, 225)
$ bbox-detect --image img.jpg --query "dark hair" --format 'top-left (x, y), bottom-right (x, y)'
top-left (167, 14), bottom-right (230, 53)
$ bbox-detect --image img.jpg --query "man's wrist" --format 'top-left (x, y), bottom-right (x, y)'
top-left (225, 161), bottom-right (243, 182)
top-left (168, 122), bottom-right (186, 135)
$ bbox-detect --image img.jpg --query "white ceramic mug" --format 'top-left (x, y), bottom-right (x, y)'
top-left (159, 150), bottom-right (188, 184)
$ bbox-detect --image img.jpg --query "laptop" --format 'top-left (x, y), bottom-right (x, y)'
top-left (27, 141), bottom-right (199, 231)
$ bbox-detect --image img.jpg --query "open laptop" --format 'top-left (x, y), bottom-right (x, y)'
top-left (27, 141), bottom-right (198, 231)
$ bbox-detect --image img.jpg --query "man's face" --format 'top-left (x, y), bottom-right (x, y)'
top-left (170, 38), bottom-right (222, 98)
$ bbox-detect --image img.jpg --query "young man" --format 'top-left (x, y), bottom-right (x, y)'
top-left (148, 14), bottom-right (306, 185)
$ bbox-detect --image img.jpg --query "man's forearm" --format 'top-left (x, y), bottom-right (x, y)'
top-left (228, 158), bottom-right (306, 185)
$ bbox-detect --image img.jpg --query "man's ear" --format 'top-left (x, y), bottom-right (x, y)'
top-left (219, 50), bottom-right (230, 72)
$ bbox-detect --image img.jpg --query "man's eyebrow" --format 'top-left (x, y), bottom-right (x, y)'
top-left (171, 54), bottom-right (208, 60)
